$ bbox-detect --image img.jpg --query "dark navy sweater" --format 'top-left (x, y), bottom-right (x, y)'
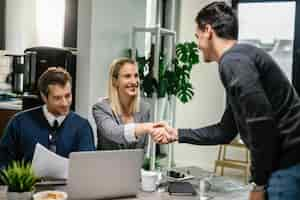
top-left (0, 106), bottom-right (95, 169)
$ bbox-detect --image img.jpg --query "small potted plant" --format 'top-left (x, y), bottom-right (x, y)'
top-left (140, 157), bottom-right (162, 192)
top-left (0, 161), bottom-right (38, 200)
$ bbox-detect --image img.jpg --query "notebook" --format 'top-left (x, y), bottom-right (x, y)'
top-left (168, 182), bottom-right (197, 196)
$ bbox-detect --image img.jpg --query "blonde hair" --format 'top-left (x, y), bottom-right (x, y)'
top-left (108, 57), bottom-right (140, 116)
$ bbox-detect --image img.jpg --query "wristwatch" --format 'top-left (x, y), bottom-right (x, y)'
top-left (250, 182), bottom-right (265, 192)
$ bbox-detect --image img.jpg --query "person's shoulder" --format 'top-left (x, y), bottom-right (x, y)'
top-left (65, 112), bottom-right (93, 133)
top-left (6, 106), bottom-right (43, 128)
top-left (68, 111), bottom-right (87, 121)
top-left (67, 111), bottom-right (90, 126)
top-left (92, 97), bottom-right (111, 112)
top-left (234, 43), bottom-right (257, 51)
top-left (223, 43), bottom-right (252, 59)
top-left (220, 44), bottom-right (256, 67)
top-left (13, 106), bottom-right (43, 120)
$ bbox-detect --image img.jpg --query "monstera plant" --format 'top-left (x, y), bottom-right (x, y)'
top-left (169, 41), bottom-right (200, 103)
top-left (131, 41), bottom-right (200, 103)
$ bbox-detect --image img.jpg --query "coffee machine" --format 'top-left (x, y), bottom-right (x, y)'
top-left (22, 46), bottom-right (77, 110)
top-left (5, 54), bottom-right (26, 94)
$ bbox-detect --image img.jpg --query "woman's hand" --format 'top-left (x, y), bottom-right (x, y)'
top-left (151, 122), bottom-right (178, 144)
top-left (134, 123), bottom-right (154, 138)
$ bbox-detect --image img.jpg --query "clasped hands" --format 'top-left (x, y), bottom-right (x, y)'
top-left (148, 122), bottom-right (178, 144)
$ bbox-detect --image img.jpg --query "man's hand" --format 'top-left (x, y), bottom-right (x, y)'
top-left (151, 127), bottom-right (169, 143)
top-left (249, 191), bottom-right (265, 200)
top-left (150, 122), bottom-right (178, 144)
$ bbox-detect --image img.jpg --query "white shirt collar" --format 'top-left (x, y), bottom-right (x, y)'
top-left (42, 105), bottom-right (66, 127)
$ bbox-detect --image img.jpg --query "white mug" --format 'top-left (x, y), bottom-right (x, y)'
top-left (141, 169), bottom-right (158, 192)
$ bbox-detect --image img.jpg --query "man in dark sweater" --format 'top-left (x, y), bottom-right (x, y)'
top-left (0, 67), bottom-right (95, 169)
top-left (152, 1), bottom-right (300, 200)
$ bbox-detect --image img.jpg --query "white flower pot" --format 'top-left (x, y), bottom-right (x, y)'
top-left (141, 169), bottom-right (158, 192)
top-left (0, 185), bottom-right (8, 199)
top-left (7, 191), bottom-right (33, 200)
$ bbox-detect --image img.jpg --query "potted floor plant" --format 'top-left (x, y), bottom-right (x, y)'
top-left (0, 161), bottom-right (38, 200)
top-left (127, 41), bottom-right (200, 121)
top-left (127, 41), bottom-right (200, 158)
top-left (132, 41), bottom-right (200, 103)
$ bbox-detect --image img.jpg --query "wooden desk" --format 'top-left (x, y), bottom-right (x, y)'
top-left (36, 167), bottom-right (249, 200)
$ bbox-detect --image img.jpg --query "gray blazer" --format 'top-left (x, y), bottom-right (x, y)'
top-left (92, 98), bottom-right (150, 150)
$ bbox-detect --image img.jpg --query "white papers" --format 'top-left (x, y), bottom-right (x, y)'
top-left (32, 143), bottom-right (69, 179)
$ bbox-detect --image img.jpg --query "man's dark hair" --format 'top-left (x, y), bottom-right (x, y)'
top-left (195, 1), bottom-right (238, 40)
top-left (38, 67), bottom-right (72, 97)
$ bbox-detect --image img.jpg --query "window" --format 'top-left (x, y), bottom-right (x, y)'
top-left (237, 1), bottom-right (296, 82)
top-left (36, 0), bottom-right (65, 47)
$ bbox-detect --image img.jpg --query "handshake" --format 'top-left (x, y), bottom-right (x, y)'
top-left (147, 122), bottom-right (178, 144)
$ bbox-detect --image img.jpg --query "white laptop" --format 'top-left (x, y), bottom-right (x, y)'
top-left (67, 149), bottom-right (144, 200)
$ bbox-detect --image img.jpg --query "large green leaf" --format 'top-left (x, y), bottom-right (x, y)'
top-left (134, 41), bottom-right (200, 103)
top-left (141, 74), bottom-right (157, 98)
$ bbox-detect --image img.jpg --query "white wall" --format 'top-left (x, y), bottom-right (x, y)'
top-left (76, 0), bottom-right (93, 119)
top-left (5, 0), bottom-right (37, 53)
top-left (5, 0), bottom-right (66, 53)
top-left (77, 0), bottom-right (147, 140)
top-left (174, 0), bottom-right (242, 172)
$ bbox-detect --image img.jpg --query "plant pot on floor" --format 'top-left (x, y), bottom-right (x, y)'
top-left (7, 191), bottom-right (33, 200)
top-left (141, 169), bottom-right (159, 192)
top-left (0, 185), bottom-right (8, 199)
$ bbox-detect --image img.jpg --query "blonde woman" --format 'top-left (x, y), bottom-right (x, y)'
top-left (92, 58), bottom-right (155, 150)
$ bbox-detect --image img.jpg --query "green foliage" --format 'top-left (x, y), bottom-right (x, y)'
top-left (142, 157), bottom-right (160, 171)
top-left (174, 42), bottom-right (199, 103)
top-left (129, 41), bottom-right (200, 103)
top-left (0, 161), bottom-right (38, 192)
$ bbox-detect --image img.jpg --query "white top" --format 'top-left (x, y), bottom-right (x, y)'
top-left (42, 105), bottom-right (66, 127)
